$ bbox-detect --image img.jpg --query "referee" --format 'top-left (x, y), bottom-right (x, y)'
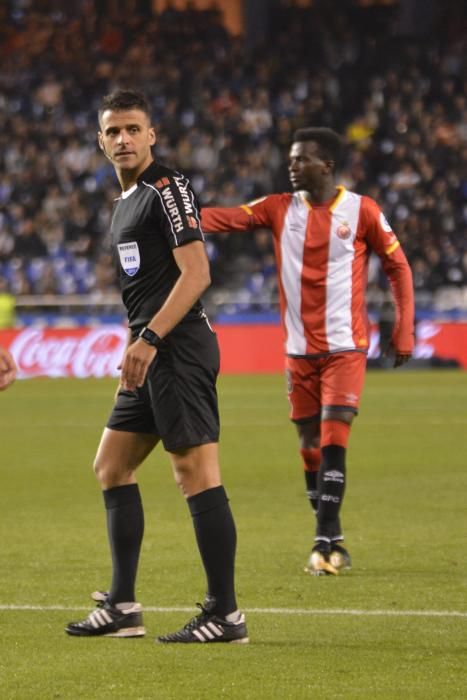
top-left (66, 89), bottom-right (248, 644)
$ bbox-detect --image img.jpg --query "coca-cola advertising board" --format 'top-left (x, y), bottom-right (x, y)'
top-left (1, 326), bottom-right (127, 378)
top-left (0, 321), bottom-right (466, 378)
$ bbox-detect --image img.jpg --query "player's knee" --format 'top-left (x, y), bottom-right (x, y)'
top-left (300, 447), bottom-right (321, 472)
top-left (171, 455), bottom-right (196, 490)
top-left (171, 450), bottom-right (221, 498)
top-left (321, 408), bottom-right (355, 425)
top-left (93, 456), bottom-right (132, 488)
top-left (93, 455), bottom-right (114, 486)
top-left (320, 418), bottom-right (352, 448)
top-left (297, 420), bottom-right (320, 450)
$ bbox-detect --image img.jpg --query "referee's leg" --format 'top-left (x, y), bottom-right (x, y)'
top-left (169, 442), bottom-right (239, 619)
top-left (94, 428), bottom-right (159, 605)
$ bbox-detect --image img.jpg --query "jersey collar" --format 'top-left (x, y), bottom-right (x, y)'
top-left (121, 183), bottom-right (138, 199)
top-left (137, 159), bottom-right (161, 183)
top-left (299, 185), bottom-right (346, 211)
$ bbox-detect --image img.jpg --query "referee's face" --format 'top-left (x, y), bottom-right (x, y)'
top-left (98, 108), bottom-right (156, 178)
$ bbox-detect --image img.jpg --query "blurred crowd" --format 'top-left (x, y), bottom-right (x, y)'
top-left (0, 0), bottom-right (466, 320)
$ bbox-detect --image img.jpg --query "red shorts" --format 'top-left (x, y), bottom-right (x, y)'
top-left (285, 351), bottom-right (367, 422)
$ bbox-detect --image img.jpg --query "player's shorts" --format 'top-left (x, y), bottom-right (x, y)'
top-left (106, 318), bottom-right (220, 452)
top-left (285, 350), bottom-right (367, 423)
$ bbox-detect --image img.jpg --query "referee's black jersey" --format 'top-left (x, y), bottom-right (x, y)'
top-left (111, 160), bottom-right (206, 333)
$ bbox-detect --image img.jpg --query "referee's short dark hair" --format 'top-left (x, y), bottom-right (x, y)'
top-left (98, 89), bottom-right (151, 125)
top-left (293, 127), bottom-right (344, 164)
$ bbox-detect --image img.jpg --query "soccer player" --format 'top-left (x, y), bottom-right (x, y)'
top-left (0, 345), bottom-right (17, 391)
top-left (66, 90), bottom-right (248, 643)
top-left (201, 127), bottom-right (414, 575)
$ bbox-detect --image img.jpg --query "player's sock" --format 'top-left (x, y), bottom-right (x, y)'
top-left (316, 445), bottom-right (346, 540)
top-left (301, 447), bottom-right (320, 514)
top-left (188, 485), bottom-right (237, 618)
top-left (331, 531), bottom-right (344, 544)
top-left (103, 484), bottom-right (144, 605)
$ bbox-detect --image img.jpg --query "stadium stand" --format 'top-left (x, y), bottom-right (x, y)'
top-left (0, 0), bottom-right (465, 321)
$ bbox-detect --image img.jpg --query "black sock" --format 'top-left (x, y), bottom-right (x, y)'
top-left (103, 484), bottom-right (144, 605)
top-left (188, 486), bottom-right (237, 618)
top-left (304, 470), bottom-right (319, 514)
top-left (331, 523), bottom-right (343, 544)
top-left (316, 445), bottom-right (346, 540)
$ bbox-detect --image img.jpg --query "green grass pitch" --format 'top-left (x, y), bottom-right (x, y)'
top-left (0, 371), bottom-right (466, 699)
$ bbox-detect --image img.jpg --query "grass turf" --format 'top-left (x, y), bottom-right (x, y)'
top-left (0, 371), bottom-right (466, 699)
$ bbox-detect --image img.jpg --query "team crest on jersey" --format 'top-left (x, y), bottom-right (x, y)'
top-left (336, 222), bottom-right (352, 240)
top-left (117, 241), bottom-right (140, 276)
top-left (380, 212), bottom-right (393, 232)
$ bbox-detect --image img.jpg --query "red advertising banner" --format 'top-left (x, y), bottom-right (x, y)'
top-left (0, 321), bottom-right (466, 378)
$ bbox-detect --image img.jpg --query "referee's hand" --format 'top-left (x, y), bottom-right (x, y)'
top-left (119, 339), bottom-right (157, 391)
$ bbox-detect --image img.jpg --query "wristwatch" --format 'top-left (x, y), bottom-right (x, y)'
top-left (138, 327), bottom-right (162, 348)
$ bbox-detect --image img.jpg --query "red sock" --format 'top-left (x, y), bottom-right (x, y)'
top-left (321, 420), bottom-right (350, 448)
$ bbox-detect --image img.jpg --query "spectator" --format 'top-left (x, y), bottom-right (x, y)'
top-left (0, 0), bottom-right (465, 314)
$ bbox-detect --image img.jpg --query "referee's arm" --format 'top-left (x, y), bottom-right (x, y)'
top-left (147, 240), bottom-right (210, 339)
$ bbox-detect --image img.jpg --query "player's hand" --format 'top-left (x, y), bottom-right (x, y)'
top-left (381, 340), bottom-right (412, 368)
top-left (120, 339), bottom-right (157, 391)
top-left (0, 347), bottom-right (17, 391)
top-left (393, 352), bottom-right (411, 368)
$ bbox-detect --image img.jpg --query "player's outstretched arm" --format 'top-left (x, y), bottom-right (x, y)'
top-left (0, 346), bottom-right (17, 391)
top-left (201, 206), bottom-right (253, 233)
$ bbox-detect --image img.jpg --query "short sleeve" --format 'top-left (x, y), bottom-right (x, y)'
top-left (151, 173), bottom-right (204, 249)
top-left (360, 196), bottom-right (401, 258)
top-left (240, 195), bottom-right (275, 228)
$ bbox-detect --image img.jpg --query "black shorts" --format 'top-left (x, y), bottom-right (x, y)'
top-left (106, 318), bottom-right (220, 452)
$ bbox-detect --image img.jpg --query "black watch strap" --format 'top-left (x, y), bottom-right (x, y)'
top-left (138, 327), bottom-right (162, 348)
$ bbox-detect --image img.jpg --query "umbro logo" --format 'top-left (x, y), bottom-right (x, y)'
top-left (323, 470), bottom-right (344, 483)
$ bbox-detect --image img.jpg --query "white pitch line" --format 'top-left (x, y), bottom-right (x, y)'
top-left (1, 604), bottom-right (466, 618)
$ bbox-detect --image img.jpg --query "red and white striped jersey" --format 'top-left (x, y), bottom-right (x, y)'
top-left (201, 186), bottom-right (414, 357)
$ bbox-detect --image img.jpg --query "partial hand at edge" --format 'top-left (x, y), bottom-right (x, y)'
top-left (0, 347), bottom-right (17, 391)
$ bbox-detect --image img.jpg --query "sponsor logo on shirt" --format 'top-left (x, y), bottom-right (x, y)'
top-left (117, 241), bottom-right (140, 276)
top-left (156, 175), bottom-right (198, 236)
top-left (174, 175), bottom-right (195, 216)
top-left (160, 186), bottom-right (184, 234)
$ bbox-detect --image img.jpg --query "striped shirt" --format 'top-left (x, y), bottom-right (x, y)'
top-left (201, 187), bottom-right (414, 356)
